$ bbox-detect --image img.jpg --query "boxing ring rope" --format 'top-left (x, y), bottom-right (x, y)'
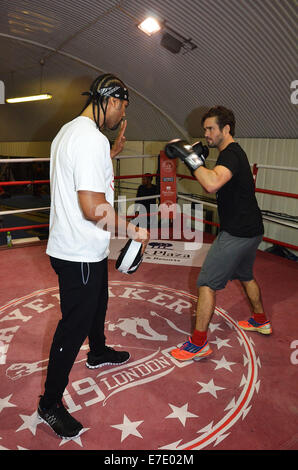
top-left (177, 161), bottom-right (298, 251)
top-left (0, 158), bottom-right (50, 163)
top-left (177, 194), bottom-right (298, 251)
top-left (0, 155), bottom-right (297, 252)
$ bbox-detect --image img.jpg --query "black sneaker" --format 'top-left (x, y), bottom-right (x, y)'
top-left (86, 346), bottom-right (130, 369)
top-left (37, 399), bottom-right (83, 439)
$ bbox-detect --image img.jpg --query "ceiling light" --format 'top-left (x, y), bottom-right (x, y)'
top-left (137, 17), bottom-right (162, 36)
top-left (6, 93), bottom-right (52, 103)
top-left (137, 16), bottom-right (197, 55)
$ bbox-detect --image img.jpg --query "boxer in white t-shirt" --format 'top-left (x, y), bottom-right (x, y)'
top-left (38, 74), bottom-right (149, 439)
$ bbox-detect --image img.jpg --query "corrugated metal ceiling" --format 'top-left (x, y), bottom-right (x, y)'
top-left (0, 0), bottom-right (297, 142)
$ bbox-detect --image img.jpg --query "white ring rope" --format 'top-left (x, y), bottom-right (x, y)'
top-left (0, 155), bottom-right (156, 163)
top-left (115, 194), bottom-right (160, 203)
top-left (256, 164), bottom-right (298, 172)
top-left (0, 195), bottom-right (160, 216)
top-left (0, 207), bottom-right (50, 216)
top-left (0, 157), bottom-right (297, 232)
top-left (178, 194), bottom-right (218, 209)
top-left (177, 194), bottom-right (298, 230)
top-left (1, 193), bottom-right (296, 231)
top-left (0, 158), bottom-right (50, 163)
top-left (1, 157), bottom-right (298, 172)
top-left (261, 215), bottom-right (298, 229)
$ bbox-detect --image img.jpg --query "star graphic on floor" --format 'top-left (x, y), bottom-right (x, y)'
top-left (197, 379), bottom-right (225, 398)
top-left (111, 414), bottom-right (143, 442)
top-left (211, 355), bottom-right (236, 371)
top-left (166, 403), bottom-right (198, 426)
top-left (0, 436), bottom-right (9, 450)
top-left (209, 336), bottom-right (232, 350)
top-left (208, 322), bottom-right (223, 333)
top-left (16, 411), bottom-right (41, 435)
top-left (0, 394), bottom-right (17, 413)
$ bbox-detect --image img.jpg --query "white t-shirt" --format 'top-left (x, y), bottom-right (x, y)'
top-left (46, 116), bottom-right (114, 262)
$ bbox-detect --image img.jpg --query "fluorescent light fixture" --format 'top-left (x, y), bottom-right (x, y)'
top-left (137, 17), bottom-right (162, 36)
top-left (6, 93), bottom-right (52, 103)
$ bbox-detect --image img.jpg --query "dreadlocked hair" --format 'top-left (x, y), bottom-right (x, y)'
top-left (80, 73), bottom-right (127, 130)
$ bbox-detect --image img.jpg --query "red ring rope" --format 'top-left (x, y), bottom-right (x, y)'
top-left (0, 180), bottom-right (50, 186)
top-left (0, 224), bottom-right (49, 233)
top-left (0, 167), bottom-right (297, 251)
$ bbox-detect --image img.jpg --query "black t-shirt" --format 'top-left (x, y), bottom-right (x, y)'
top-left (136, 184), bottom-right (158, 214)
top-left (216, 142), bottom-right (264, 237)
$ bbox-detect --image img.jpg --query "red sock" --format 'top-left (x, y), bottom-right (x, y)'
top-left (253, 312), bottom-right (267, 324)
top-left (191, 329), bottom-right (207, 347)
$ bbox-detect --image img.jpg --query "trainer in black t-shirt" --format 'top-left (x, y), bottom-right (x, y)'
top-left (136, 183), bottom-right (158, 215)
top-left (216, 142), bottom-right (264, 237)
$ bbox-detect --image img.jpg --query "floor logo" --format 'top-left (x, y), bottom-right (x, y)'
top-left (0, 281), bottom-right (261, 450)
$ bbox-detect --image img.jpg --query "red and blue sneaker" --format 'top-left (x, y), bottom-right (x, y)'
top-left (238, 317), bottom-right (272, 335)
top-left (170, 337), bottom-right (212, 361)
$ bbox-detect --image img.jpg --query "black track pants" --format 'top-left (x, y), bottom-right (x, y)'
top-left (42, 256), bottom-right (108, 406)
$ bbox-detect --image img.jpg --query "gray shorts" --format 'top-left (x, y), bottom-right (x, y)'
top-left (197, 231), bottom-right (262, 291)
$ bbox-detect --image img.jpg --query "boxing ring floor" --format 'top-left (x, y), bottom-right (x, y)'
top-left (0, 238), bottom-right (297, 452)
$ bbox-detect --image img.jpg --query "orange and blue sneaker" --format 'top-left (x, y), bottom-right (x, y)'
top-left (170, 337), bottom-right (212, 361)
top-left (238, 317), bottom-right (272, 335)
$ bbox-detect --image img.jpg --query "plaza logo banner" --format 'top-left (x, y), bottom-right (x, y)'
top-left (109, 239), bottom-right (211, 267)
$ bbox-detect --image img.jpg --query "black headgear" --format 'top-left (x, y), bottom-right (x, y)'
top-left (81, 73), bottom-right (129, 129)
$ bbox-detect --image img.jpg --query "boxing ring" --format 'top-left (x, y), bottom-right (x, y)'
top-left (0, 153), bottom-right (297, 452)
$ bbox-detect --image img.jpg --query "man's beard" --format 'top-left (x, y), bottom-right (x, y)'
top-left (109, 119), bottom-right (122, 131)
top-left (206, 135), bottom-right (224, 149)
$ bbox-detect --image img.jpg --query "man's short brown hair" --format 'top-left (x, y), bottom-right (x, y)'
top-left (201, 106), bottom-right (235, 136)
